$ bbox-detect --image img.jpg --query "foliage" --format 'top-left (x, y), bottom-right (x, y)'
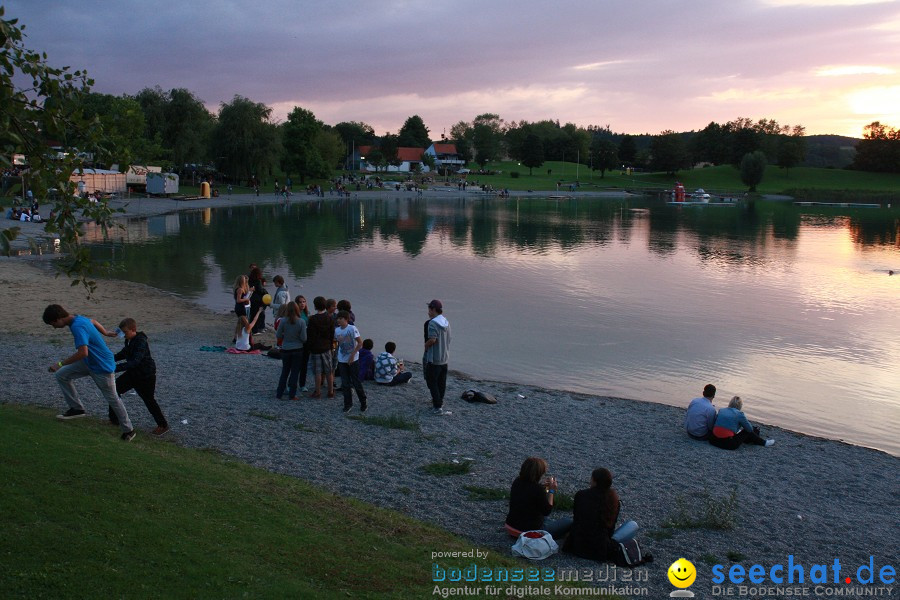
top-left (618, 134), bottom-right (637, 166)
top-left (472, 113), bottom-right (503, 168)
top-left (380, 133), bottom-right (401, 167)
top-left (397, 114), bottom-right (431, 148)
top-left (449, 120), bottom-right (473, 164)
top-left (0, 7), bottom-right (122, 292)
top-left (590, 138), bottom-right (619, 178)
top-left (314, 128), bottom-right (345, 172)
top-left (134, 86), bottom-right (214, 169)
top-left (76, 92), bottom-right (150, 167)
top-left (852, 121), bottom-right (900, 173)
top-left (650, 130), bottom-right (690, 174)
top-left (519, 133), bottom-right (545, 174)
top-left (777, 137), bottom-right (805, 175)
top-left (211, 95), bottom-right (279, 182)
top-left (663, 488), bottom-right (738, 530)
top-left (281, 107), bottom-right (327, 182)
top-left (420, 460), bottom-right (473, 476)
top-left (740, 150), bottom-right (768, 191)
top-left (463, 485), bottom-right (509, 501)
top-left (347, 414), bottom-right (420, 431)
top-left (333, 120), bottom-right (376, 148)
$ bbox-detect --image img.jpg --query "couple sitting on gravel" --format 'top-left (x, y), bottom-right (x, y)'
top-left (504, 457), bottom-right (643, 564)
top-left (685, 384), bottom-right (775, 449)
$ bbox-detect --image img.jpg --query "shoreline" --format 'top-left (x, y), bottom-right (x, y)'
top-left (0, 257), bottom-right (896, 598)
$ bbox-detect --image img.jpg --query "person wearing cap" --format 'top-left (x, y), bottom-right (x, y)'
top-left (423, 299), bottom-right (451, 415)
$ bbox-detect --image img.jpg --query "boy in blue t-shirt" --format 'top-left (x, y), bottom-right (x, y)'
top-left (43, 304), bottom-right (135, 441)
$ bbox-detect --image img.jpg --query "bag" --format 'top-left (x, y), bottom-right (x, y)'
top-left (613, 538), bottom-right (653, 568)
top-left (461, 389), bottom-right (497, 404)
top-left (511, 530), bottom-right (558, 560)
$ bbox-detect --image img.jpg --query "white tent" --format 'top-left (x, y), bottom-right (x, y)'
top-left (70, 169), bottom-right (126, 194)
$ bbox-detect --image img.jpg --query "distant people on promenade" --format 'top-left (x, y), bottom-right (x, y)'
top-left (709, 396), bottom-right (775, 449)
top-left (374, 341), bottom-right (412, 386)
top-left (424, 299), bottom-right (451, 416)
top-left (42, 304), bottom-right (135, 442)
top-left (685, 383), bottom-right (718, 440)
top-left (505, 457), bottom-right (572, 540)
top-left (107, 317), bottom-right (170, 436)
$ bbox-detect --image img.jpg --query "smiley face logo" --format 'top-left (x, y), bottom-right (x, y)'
top-left (668, 558), bottom-right (697, 588)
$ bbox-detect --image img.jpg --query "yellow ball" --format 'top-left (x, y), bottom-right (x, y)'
top-left (262, 294), bottom-right (272, 305)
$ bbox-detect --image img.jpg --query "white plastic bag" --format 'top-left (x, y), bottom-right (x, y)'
top-left (511, 530), bottom-right (559, 560)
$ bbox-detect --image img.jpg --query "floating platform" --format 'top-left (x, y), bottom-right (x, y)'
top-left (794, 202), bottom-right (881, 208)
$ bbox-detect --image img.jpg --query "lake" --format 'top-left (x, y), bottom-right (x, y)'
top-left (89, 196), bottom-right (900, 456)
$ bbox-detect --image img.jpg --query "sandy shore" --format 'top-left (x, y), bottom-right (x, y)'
top-left (1, 252), bottom-right (897, 599)
top-left (2, 192), bottom-right (896, 598)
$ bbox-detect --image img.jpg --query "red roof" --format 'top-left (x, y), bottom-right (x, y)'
top-left (432, 143), bottom-right (458, 154)
top-left (397, 147), bottom-right (425, 161)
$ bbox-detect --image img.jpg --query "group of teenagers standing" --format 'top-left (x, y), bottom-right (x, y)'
top-left (232, 266), bottom-right (453, 415)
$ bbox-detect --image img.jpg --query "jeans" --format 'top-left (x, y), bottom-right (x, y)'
top-left (424, 362), bottom-right (448, 409)
top-left (56, 361), bottom-right (133, 433)
top-left (710, 428), bottom-right (766, 449)
top-left (108, 371), bottom-right (167, 428)
top-left (338, 361), bottom-right (367, 410)
top-left (276, 349), bottom-right (304, 398)
top-left (378, 371), bottom-right (412, 386)
top-left (543, 517), bottom-right (574, 540)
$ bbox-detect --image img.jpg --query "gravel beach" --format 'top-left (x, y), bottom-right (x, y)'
top-left (2, 194), bottom-right (897, 599)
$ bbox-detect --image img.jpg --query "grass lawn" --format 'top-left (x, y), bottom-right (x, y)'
top-left (0, 404), bottom-right (582, 599)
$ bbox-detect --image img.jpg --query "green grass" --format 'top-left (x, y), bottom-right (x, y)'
top-left (347, 414), bottom-right (420, 431)
top-left (248, 410), bottom-right (279, 421)
top-left (420, 461), bottom-right (473, 476)
top-left (2, 404), bottom-right (587, 599)
top-left (463, 486), bottom-right (510, 501)
top-left (423, 160), bottom-right (900, 196)
top-left (663, 488), bottom-right (739, 531)
top-left (727, 551), bottom-right (747, 562)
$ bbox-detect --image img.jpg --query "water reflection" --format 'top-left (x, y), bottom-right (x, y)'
top-left (87, 197), bottom-right (900, 455)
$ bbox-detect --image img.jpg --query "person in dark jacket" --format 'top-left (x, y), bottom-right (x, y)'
top-left (107, 318), bottom-right (169, 436)
top-left (505, 457), bottom-right (572, 539)
top-left (563, 468), bottom-right (620, 562)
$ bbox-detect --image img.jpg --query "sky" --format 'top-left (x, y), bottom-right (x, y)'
top-left (6, 0), bottom-right (900, 138)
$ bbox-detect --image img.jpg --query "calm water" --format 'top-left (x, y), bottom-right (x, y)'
top-left (89, 197), bottom-right (900, 455)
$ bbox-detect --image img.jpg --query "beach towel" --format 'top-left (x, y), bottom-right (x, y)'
top-left (226, 348), bottom-right (262, 355)
top-left (199, 345), bottom-right (227, 352)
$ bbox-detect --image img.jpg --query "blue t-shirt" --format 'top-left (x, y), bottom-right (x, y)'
top-left (70, 315), bottom-right (116, 374)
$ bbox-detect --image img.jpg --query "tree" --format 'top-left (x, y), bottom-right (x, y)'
top-left (379, 133), bottom-right (400, 168)
top-left (590, 139), bottom-right (619, 178)
top-left (618, 135), bottom-right (637, 166)
top-left (472, 113), bottom-right (503, 168)
top-left (281, 106), bottom-right (326, 183)
top-left (333, 121), bottom-right (375, 147)
top-left (740, 151), bottom-right (767, 191)
top-left (314, 128), bottom-right (345, 172)
top-left (211, 96), bottom-right (279, 182)
top-left (520, 133), bottom-right (544, 175)
top-left (1, 7), bottom-right (120, 291)
top-left (421, 152), bottom-right (436, 172)
top-left (449, 120), bottom-right (473, 164)
top-left (164, 88), bottom-right (214, 169)
top-left (397, 115), bottom-right (430, 148)
top-left (852, 122), bottom-right (900, 173)
top-left (76, 92), bottom-right (149, 167)
top-left (650, 130), bottom-right (689, 175)
top-left (776, 138), bottom-right (804, 175)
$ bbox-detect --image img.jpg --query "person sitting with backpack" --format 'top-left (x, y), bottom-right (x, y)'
top-left (563, 468), bottom-right (620, 562)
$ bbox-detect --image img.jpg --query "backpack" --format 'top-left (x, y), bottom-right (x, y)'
top-left (613, 538), bottom-right (653, 568)
top-left (460, 389), bottom-right (497, 404)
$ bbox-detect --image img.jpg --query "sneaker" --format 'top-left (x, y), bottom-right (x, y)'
top-left (360, 404), bottom-right (368, 414)
top-left (57, 408), bottom-right (86, 420)
top-left (300, 386), bottom-right (309, 393)
top-left (121, 430), bottom-right (136, 442)
top-left (289, 396), bottom-right (299, 402)
top-left (432, 407), bottom-right (452, 416)
top-left (342, 405), bottom-right (352, 414)
top-left (152, 426), bottom-right (170, 436)
top-left (764, 439), bottom-right (775, 447)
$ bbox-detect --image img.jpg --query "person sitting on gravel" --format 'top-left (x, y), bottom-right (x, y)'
top-left (685, 383), bottom-right (718, 440)
top-left (709, 396), bottom-right (775, 449)
top-left (505, 457), bottom-right (572, 540)
top-left (374, 341), bottom-right (412, 386)
top-left (563, 468), bottom-right (621, 562)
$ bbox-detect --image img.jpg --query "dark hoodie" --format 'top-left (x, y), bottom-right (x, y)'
top-left (114, 332), bottom-right (156, 379)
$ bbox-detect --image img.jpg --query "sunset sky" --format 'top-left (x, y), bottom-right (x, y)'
top-left (7, 0), bottom-right (900, 138)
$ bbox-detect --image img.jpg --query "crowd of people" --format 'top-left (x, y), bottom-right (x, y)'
top-left (42, 269), bottom-right (778, 570)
